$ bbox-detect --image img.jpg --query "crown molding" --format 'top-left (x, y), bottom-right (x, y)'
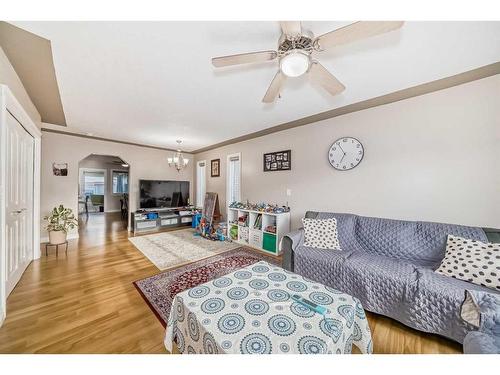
top-left (41, 128), bottom-right (187, 154)
top-left (42, 62), bottom-right (500, 156)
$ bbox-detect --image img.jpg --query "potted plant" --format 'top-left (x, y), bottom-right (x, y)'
top-left (44, 205), bottom-right (78, 244)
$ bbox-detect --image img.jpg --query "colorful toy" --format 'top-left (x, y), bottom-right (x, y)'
top-left (229, 225), bottom-right (238, 240)
top-left (192, 213), bottom-right (202, 228)
top-left (229, 200), bottom-right (290, 213)
top-left (264, 225), bottom-right (276, 234)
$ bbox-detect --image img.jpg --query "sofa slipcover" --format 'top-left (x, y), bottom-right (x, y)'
top-left (282, 211), bottom-right (500, 344)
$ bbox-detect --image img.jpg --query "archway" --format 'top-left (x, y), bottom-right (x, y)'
top-left (77, 154), bottom-right (130, 232)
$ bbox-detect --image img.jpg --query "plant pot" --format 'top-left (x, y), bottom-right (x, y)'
top-left (49, 230), bottom-right (67, 245)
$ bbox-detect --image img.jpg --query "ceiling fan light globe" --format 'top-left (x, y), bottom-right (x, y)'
top-left (280, 50), bottom-right (310, 77)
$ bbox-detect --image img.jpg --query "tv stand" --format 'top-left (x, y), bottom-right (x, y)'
top-left (131, 206), bottom-right (196, 235)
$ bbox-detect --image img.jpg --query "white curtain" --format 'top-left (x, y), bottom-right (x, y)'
top-left (228, 155), bottom-right (241, 204)
top-left (196, 161), bottom-right (206, 208)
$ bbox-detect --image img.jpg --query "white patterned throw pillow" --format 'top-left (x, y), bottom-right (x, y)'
top-left (302, 217), bottom-right (341, 250)
top-left (435, 234), bottom-right (500, 291)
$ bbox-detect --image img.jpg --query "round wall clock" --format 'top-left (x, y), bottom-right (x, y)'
top-left (328, 137), bottom-right (364, 171)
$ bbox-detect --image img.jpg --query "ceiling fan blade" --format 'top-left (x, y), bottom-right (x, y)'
top-left (314, 21), bottom-right (404, 50)
top-left (262, 71), bottom-right (286, 103)
top-left (280, 21), bottom-right (302, 37)
top-left (309, 61), bottom-right (345, 96)
top-left (212, 50), bottom-right (278, 67)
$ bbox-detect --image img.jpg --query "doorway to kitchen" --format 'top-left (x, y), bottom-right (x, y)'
top-left (78, 154), bottom-right (130, 223)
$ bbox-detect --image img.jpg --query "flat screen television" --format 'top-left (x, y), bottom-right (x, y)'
top-left (139, 180), bottom-right (190, 209)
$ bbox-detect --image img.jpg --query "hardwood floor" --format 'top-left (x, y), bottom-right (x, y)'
top-left (0, 212), bottom-right (462, 354)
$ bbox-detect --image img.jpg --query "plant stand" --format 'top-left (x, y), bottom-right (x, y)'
top-left (45, 241), bottom-right (69, 256)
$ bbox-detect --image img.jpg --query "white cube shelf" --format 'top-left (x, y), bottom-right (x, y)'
top-left (227, 207), bottom-right (290, 255)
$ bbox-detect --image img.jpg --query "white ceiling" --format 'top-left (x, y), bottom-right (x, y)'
top-left (13, 21), bottom-right (500, 152)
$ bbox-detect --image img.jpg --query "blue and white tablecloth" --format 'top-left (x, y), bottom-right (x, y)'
top-left (164, 261), bottom-right (372, 354)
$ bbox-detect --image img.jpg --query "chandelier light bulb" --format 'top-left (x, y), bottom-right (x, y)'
top-left (168, 140), bottom-right (189, 172)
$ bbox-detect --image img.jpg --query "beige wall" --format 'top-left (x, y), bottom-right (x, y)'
top-left (0, 47), bottom-right (41, 127)
top-left (79, 156), bottom-right (129, 213)
top-left (41, 131), bottom-right (194, 239)
top-left (195, 75), bottom-right (500, 230)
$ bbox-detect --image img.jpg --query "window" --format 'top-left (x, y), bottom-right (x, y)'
top-left (112, 171), bottom-right (129, 194)
top-left (196, 161), bottom-right (206, 208)
top-left (82, 170), bottom-right (105, 195)
top-left (226, 153), bottom-right (241, 205)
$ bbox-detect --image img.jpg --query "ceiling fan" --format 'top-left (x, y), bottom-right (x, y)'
top-left (212, 21), bottom-right (404, 103)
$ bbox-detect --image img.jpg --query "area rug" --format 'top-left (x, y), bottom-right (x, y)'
top-left (128, 228), bottom-right (240, 270)
top-left (133, 248), bottom-right (280, 327)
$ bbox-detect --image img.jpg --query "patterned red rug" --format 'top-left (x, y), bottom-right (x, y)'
top-left (133, 248), bottom-right (280, 327)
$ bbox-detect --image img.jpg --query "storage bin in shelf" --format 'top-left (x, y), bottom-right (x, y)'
top-left (249, 229), bottom-right (263, 248)
top-left (161, 218), bottom-right (178, 226)
top-left (263, 232), bottom-right (277, 254)
top-left (239, 226), bottom-right (249, 244)
top-left (136, 221), bottom-right (157, 230)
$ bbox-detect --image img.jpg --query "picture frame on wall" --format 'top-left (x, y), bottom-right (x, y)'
top-left (263, 150), bottom-right (291, 172)
top-left (52, 162), bottom-right (68, 176)
top-left (211, 159), bottom-right (220, 177)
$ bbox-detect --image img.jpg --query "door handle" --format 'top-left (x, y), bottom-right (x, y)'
top-left (11, 208), bottom-right (27, 214)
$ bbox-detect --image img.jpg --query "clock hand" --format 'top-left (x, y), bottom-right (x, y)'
top-left (338, 144), bottom-right (346, 154)
top-left (340, 153), bottom-right (345, 163)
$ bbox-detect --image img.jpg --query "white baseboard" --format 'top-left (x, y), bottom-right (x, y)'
top-left (40, 232), bottom-right (79, 244)
top-left (105, 209), bottom-right (121, 213)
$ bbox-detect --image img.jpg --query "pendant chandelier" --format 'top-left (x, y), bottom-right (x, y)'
top-left (168, 140), bottom-right (189, 172)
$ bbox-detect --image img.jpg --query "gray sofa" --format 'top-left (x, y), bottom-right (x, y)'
top-left (461, 290), bottom-right (500, 353)
top-left (282, 211), bottom-right (500, 348)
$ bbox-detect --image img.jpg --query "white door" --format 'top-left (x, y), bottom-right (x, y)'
top-left (196, 160), bottom-right (206, 208)
top-left (5, 112), bottom-right (34, 296)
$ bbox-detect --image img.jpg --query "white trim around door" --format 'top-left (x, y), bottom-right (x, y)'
top-left (0, 85), bottom-right (41, 327)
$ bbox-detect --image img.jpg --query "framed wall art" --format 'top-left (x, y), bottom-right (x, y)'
top-left (52, 162), bottom-right (68, 176)
top-left (211, 159), bottom-right (220, 177)
top-left (263, 150), bottom-right (291, 172)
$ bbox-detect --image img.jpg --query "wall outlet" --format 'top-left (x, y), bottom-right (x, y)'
top-left (286, 188), bottom-right (292, 197)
